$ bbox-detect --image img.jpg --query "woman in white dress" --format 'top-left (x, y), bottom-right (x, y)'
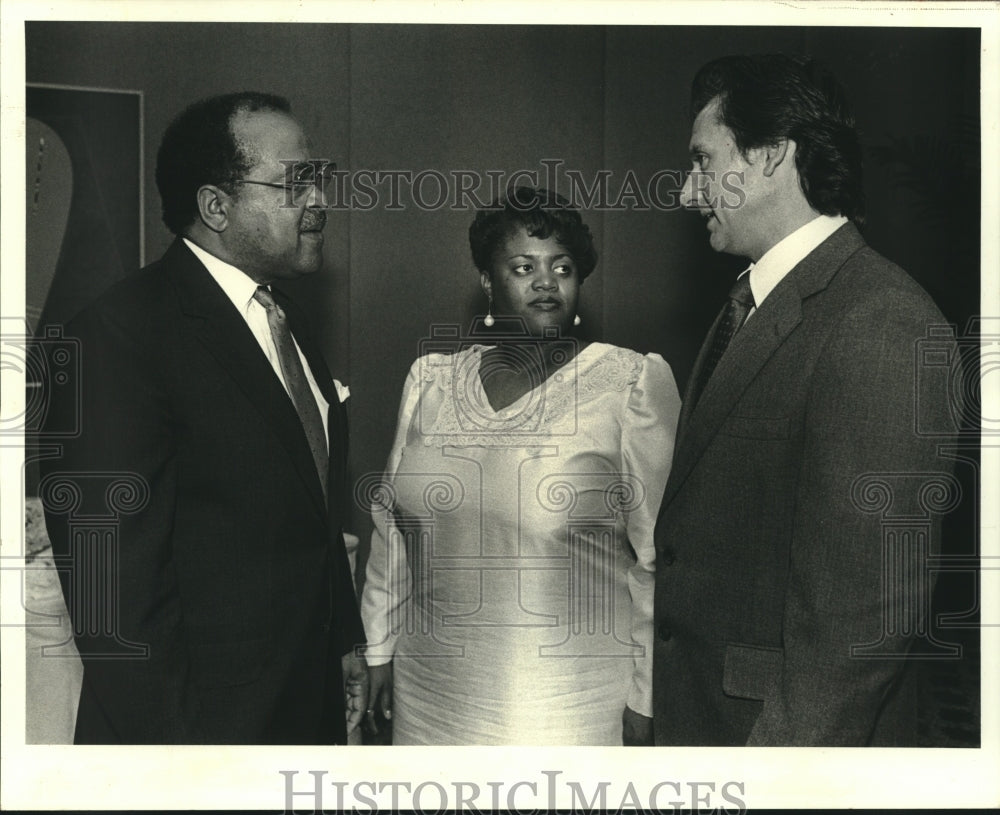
top-left (361, 187), bottom-right (681, 745)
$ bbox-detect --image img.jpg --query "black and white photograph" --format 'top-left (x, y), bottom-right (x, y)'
top-left (1, 1), bottom-right (997, 811)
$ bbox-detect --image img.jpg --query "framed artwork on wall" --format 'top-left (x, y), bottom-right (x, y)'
top-left (26, 83), bottom-right (143, 334)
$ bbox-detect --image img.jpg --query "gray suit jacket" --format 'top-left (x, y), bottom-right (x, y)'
top-left (652, 223), bottom-right (957, 745)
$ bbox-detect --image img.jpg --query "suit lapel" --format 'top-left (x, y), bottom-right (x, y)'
top-left (661, 223), bottom-right (865, 510)
top-left (165, 240), bottom-right (328, 517)
top-left (675, 308), bottom-right (725, 443)
top-left (663, 285), bottom-right (802, 507)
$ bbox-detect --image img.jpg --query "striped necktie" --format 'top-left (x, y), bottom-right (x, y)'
top-left (690, 272), bottom-right (755, 408)
top-left (253, 286), bottom-right (328, 502)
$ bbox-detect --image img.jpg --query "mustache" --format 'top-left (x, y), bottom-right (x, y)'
top-left (300, 210), bottom-right (327, 231)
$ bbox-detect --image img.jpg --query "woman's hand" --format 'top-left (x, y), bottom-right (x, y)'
top-left (342, 652), bottom-right (369, 736)
top-left (366, 661), bottom-right (394, 736)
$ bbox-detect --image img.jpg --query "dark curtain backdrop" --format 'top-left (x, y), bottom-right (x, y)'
top-left (26, 23), bottom-right (981, 585)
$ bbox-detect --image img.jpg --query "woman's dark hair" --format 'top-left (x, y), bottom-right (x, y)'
top-left (469, 186), bottom-right (598, 279)
top-left (691, 54), bottom-right (865, 224)
top-left (155, 91), bottom-right (292, 235)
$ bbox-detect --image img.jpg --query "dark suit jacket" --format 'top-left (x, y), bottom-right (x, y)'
top-left (652, 224), bottom-right (957, 746)
top-left (40, 239), bottom-right (365, 744)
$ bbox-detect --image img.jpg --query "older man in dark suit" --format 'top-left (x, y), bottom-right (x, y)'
top-left (40, 92), bottom-right (367, 744)
top-left (651, 55), bottom-right (958, 745)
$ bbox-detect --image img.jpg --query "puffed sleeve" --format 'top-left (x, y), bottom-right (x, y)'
top-left (360, 358), bottom-right (424, 666)
top-left (621, 353), bottom-right (681, 715)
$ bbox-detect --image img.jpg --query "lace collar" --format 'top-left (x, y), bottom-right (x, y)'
top-left (418, 343), bottom-right (643, 447)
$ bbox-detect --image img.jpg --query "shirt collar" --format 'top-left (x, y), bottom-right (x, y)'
top-left (183, 237), bottom-right (262, 315)
top-left (749, 214), bottom-right (848, 308)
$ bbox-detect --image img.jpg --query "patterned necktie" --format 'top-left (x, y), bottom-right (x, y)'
top-left (690, 272), bottom-right (755, 408)
top-left (253, 286), bottom-right (328, 502)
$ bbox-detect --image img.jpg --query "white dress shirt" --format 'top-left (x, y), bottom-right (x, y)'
top-left (183, 238), bottom-right (330, 444)
top-left (744, 214), bottom-right (849, 319)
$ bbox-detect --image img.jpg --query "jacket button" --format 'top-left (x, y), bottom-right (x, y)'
top-left (657, 620), bottom-right (672, 641)
top-left (660, 547), bottom-right (676, 566)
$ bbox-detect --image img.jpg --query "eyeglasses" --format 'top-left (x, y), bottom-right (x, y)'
top-left (232, 161), bottom-right (338, 203)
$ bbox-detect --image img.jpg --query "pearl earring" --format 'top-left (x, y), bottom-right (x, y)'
top-left (573, 314), bottom-right (582, 326)
top-left (484, 295), bottom-right (495, 327)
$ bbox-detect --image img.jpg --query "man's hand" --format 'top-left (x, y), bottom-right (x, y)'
top-left (342, 651), bottom-right (369, 735)
top-left (622, 706), bottom-right (654, 745)
top-left (365, 661), bottom-right (393, 736)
